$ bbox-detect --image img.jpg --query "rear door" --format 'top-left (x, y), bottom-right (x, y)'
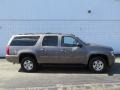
top-left (39, 35), bottom-right (60, 63)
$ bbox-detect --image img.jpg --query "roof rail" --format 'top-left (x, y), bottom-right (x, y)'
top-left (65, 33), bottom-right (75, 36)
top-left (18, 33), bottom-right (36, 35)
top-left (18, 32), bottom-right (62, 35)
top-left (24, 33), bottom-right (36, 35)
top-left (45, 32), bottom-right (62, 34)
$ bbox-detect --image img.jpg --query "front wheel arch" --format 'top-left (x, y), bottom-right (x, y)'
top-left (88, 54), bottom-right (109, 66)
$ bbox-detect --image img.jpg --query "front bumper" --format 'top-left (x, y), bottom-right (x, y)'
top-left (6, 55), bottom-right (19, 64)
top-left (108, 54), bottom-right (115, 67)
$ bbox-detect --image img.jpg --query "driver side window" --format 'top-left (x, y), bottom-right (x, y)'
top-left (61, 36), bottom-right (78, 47)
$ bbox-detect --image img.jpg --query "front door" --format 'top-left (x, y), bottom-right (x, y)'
top-left (59, 36), bottom-right (85, 64)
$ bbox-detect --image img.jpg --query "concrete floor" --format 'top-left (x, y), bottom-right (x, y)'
top-left (0, 58), bottom-right (120, 90)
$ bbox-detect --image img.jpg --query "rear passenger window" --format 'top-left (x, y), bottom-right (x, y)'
top-left (10, 36), bottom-right (40, 46)
top-left (42, 36), bottom-right (58, 46)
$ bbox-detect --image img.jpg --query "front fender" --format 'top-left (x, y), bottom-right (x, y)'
top-left (86, 51), bottom-right (109, 64)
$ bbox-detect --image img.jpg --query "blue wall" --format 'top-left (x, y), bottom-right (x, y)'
top-left (0, 0), bottom-right (120, 56)
top-left (0, 0), bottom-right (120, 20)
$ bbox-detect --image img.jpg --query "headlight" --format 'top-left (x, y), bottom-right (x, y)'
top-left (110, 51), bottom-right (114, 56)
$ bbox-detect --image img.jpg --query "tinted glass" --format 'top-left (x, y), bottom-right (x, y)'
top-left (61, 36), bottom-right (77, 47)
top-left (42, 36), bottom-right (58, 46)
top-left (10, 36), bottom-right (40, 46)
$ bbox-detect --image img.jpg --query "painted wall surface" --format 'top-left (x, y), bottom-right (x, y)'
top-left (0, 0), bottom-right (120, 56)
top-left (0, 0), bottom-right (120, 19)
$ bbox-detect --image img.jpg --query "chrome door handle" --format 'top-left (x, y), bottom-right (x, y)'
top-left (40, 49), bottom-right (47, 56)
top-left (60, 49), bottom-right (65, 52)
top-left (60, 50), bottom-right (64, 52)
top-left (40, 49), bottom-right (44, 51)
top-left (40, 49), bottom-right (46, 52)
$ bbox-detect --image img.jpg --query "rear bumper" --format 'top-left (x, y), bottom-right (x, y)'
top-left (6, 55), bottom-right (19, 64)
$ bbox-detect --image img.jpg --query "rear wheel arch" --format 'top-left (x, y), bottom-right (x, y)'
top-left (19, 53), bottom-right (37, 63)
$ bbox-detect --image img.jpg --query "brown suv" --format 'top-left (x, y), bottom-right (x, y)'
top-left (6, 33), bottom-right (115, 73)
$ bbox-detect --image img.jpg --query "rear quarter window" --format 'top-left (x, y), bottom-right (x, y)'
top-left (10, 36), bottom-right (40, 46)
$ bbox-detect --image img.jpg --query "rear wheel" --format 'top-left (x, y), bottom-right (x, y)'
top-left (88, 56), bottom-right (107, 73)
top-left (21, 56), bottom-right (37, 72)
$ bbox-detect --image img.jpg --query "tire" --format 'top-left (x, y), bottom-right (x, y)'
top-left (21, 56), bottom-right (37, 72)
top-left (88, 56), bottom-right (107, 73)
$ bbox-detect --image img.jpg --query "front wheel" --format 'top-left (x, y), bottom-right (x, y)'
top-left (21, 56), bottom-right (37, 72)
top-left (88, 57), bottom-right (107, 73)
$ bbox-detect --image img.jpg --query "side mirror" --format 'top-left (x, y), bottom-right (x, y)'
top-left (76, 43), bottom-right (82, 48)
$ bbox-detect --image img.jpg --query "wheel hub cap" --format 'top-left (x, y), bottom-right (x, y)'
top-left (23, 60), bottom-right (33, 70)
top-left (93, 60), bottom-right (104, 71)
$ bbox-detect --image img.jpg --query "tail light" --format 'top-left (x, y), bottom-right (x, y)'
top-left (6, 46), bottom-right (10, 55)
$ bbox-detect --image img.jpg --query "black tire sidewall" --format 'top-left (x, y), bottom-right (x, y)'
top-left (89, 57), bottom-right (107, 73)
top-left (21, 57), bottom-right (37, 72)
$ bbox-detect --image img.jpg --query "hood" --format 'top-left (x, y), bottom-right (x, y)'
top-left (86, 43), bottom-right (113, 51)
